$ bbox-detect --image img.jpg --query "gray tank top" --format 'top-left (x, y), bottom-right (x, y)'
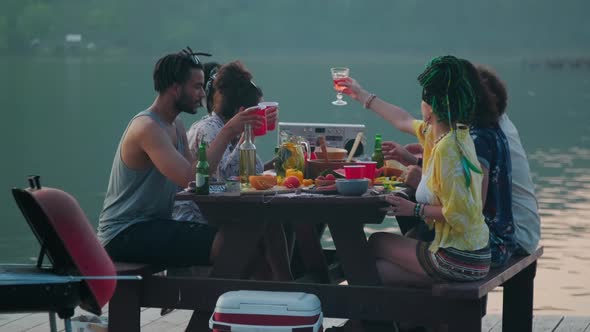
top-left (97, 110), bottom-right (185, 246)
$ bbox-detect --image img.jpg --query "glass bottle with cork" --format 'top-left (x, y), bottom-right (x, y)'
top-left (239, 123), bottom-right (257, 185)
top-left (371, 133), bottom-right (384, 168)
top-left (195, 142), bottom-right (210, 195)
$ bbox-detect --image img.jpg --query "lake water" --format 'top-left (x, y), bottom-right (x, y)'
top-left (1, 54), bottom-right (589, 315)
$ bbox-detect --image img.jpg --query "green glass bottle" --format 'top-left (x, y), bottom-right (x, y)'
top-left (371, 134), bottom-right (384, 168)
top-left (195, 142), bottom-right (209, 195)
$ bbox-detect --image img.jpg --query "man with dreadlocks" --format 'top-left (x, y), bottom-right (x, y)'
top-left (339, 55), bottom-right (491, 283)
top-left (170, 60), bottom-right (292, 281)
top-left (97, 49), bottom-right (263, 268)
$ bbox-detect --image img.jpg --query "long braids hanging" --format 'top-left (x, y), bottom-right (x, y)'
top-left (417, 55), bottom-right (482, 187)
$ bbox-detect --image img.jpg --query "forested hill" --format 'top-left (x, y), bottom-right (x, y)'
top-left (1, 0), bottom-right (588, 56)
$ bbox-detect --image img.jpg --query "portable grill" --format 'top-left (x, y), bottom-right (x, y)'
top-left (0, 176), bottom-right (126, 332)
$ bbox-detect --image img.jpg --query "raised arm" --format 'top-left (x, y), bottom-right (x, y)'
top-left (339, 77), bottom-right (416, 136)
top-left (206, 107), bottom-right (265, 175)
top-left (139, 121), bottom-right (195, 188)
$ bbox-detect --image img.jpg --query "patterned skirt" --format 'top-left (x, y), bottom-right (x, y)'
top-left (417, 242), bottom-right (491, 282)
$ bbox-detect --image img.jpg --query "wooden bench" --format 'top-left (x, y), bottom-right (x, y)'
top-left (108, 262), bottom-right (164, 332)
top-left (107, 247), bottom-right (542, 332)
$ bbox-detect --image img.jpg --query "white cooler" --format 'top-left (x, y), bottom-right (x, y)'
top-left (209, 290), bottom-right (323, 332)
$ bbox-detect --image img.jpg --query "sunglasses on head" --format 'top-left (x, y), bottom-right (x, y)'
top-left (250, 80), bottom-right (258, 90)
top-left (205, 71), bottom-right (217, 96)
top-left (181, 46), bottom-right (211, 65)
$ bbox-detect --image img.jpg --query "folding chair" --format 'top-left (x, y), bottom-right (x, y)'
top-left (0, 176), bottom-right (121, 332)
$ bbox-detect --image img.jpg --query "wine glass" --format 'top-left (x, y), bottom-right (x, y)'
top-left (330, 67), bottom-right (349, 106)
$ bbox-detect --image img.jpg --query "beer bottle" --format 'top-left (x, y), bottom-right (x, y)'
top-left (195, 143), bottom-right (210, 195)
top-left (371, 134), bottom-right (384, 168)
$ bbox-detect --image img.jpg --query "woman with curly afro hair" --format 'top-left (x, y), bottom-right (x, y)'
top-left (174, 60), bottom-right (290, 281)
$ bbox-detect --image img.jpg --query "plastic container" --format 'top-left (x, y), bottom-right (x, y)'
top-left (209, 290), bottom-right (323, 332)
top-left (335, 178), bottom-right (370, 196)
top-left (343, 165), bottom-right (365, 179)
top-left (259, 102), bottom-right (279, 131)
top-left (356, 161), bottom-right (377, 183)
top-left (248, 105), bottom-right (267, 137)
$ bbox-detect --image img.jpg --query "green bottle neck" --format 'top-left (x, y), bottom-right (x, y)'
top-left (374, 134), bottom-right (382, 151)
top-left (374, 140), bottom-right (382, 151)
top-left (198, 144), bottom-right (208, 163)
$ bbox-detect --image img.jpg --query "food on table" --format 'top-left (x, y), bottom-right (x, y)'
top-left (385, 159), bottom-right (407, 170)
top-left (275, 142), bottom-right (305, 177)
top-left (286, 169), bottom-right (304, 182)
top-left (314, 147), bottom-right (348, 161)
top-left (315, 183), bottom-right (337, 192)
top-left (283, 176), bottom-right (301, 188)
top-left (379, 166), bottom-right (405, 177)
top-left (373, 176), bottom-right (401, 192)
top-left (302, 179), bottom-right (314, 187)
top-left (248, 175), bottom-right (277, 190)
top-left (314, 174), bottom-right (336, 187)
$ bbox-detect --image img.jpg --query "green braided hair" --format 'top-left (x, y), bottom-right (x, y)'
top-left (417, 55), bottom-right (478, 125)
top-left (417, 55), bottom-right (482, 187)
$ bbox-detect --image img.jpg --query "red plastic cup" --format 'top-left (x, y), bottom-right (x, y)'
top-left (259, 102), bottom-right (279, 131)
top-left (356, 161), bottom-right (377, 184)
top-left (344, 165), bottom-right (366, 179)
top-left (248, 106), bottom-right (267, 136)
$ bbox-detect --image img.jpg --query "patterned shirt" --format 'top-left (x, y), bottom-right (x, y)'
top-left (188, 112), bottom-right (263, 181)
top-left (471, 125), bottom-right (516, 266)
top-left (413, 120), bottom-right (489, 253)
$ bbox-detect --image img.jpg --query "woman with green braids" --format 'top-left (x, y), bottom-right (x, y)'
top-left (339, 55), bottom-right (490, 283)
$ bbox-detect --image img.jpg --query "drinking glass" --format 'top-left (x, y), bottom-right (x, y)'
top-left (330, 67), bottom-right (349, 106)
top-left (258, 101), bottom-right (279, 131)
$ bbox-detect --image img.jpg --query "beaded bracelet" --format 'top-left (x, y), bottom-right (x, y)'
top-left (364, 93), bottom-right (377, 109)
top-left (413, 203), bottom-right (421, 217)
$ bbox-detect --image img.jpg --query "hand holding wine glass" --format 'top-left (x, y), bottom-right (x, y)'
top-left (330, 67), bottom-right (350, 106)
top-left (334, 76), bottom-right (371, 104)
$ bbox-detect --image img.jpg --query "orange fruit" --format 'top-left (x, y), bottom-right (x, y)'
top-left (249, 175), bottom-right (277, 190)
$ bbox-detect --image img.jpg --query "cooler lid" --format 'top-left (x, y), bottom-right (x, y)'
top-left (215, 291), bottom-right (321, 313)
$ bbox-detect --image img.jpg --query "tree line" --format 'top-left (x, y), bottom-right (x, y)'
top-left (0, 0), bottom-right (588, 56)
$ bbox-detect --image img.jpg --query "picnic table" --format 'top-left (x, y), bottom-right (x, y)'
top-left (108, 190), bottom-right (541, 332)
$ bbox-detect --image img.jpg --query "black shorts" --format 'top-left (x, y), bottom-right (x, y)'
top-left (104, 220), bottom-right (218, 268)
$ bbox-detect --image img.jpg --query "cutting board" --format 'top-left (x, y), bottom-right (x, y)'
top-left (240, 186), bottom-right (299, 195)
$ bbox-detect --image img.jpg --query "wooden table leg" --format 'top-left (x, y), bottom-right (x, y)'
top-left (185, 221), bottom-right (268, 332)
top-left (294, 223), bottom-right (331, 283)
top-left (108, 280), bottom-right (141, 332)
top-left (328, 222), bottom-right (381, 286)
top-left (329, 222), bottom-right (390, 331)
top-left (209, 221), bottom-right (268, 279)
top-left (184, 311), bottom-right (212, 332)
top-left (502, 261), bottom-right (537, 332)
top-left (446, 299), bottom-right (483, 332)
